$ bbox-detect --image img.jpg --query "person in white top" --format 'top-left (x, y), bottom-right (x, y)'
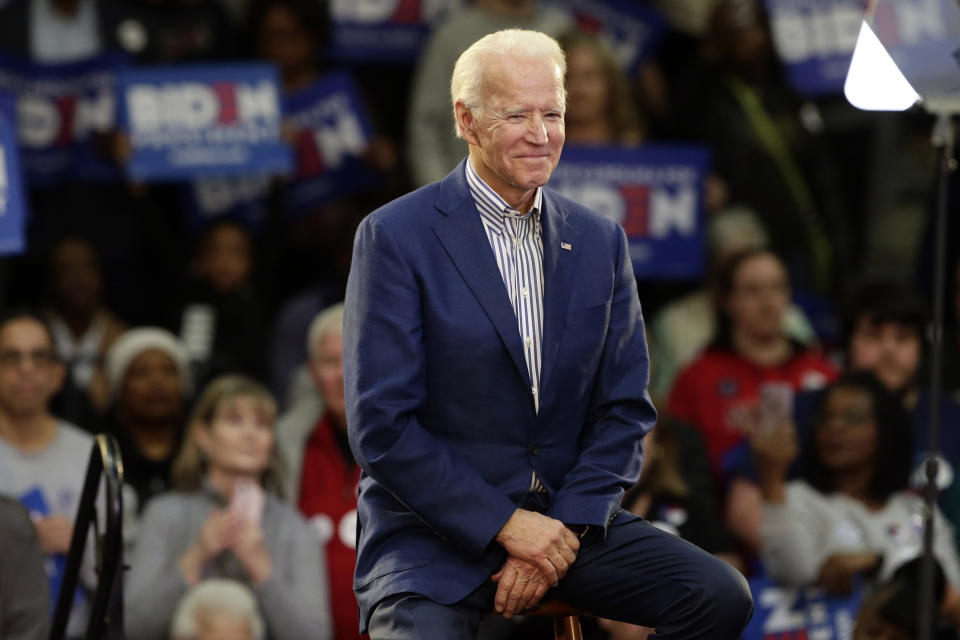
top-left (753, 371), bottom-right (960, 629)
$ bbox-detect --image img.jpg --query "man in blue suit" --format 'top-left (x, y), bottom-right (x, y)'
top-left (344, 29), bottom-right (752, 639)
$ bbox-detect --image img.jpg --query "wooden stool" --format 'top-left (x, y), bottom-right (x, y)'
top-left (524, 599), bottom-right (583, 640)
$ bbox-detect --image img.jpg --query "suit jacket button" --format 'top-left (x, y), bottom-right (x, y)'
top-left (529, 444), bottom-right (540, 456)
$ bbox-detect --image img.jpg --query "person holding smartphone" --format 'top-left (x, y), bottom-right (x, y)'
top-left (755, 372), bottom-right (960, 629)
top-left (125, 375), bottom-right (332, 640)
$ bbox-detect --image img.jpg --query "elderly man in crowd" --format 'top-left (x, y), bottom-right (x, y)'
top-left (277, 303), bottom-right (364, 640)
top-left (344, 29), bottom-right (752, 639)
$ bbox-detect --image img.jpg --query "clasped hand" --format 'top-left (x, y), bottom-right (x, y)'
top-left (492, 509), bottom-right (581, 617)
top-left (179, 509), bottom-right (273, 586)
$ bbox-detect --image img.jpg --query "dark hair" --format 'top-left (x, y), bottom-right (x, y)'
top-left (243, 0), bottom-right (331, 58)
top-left (804, 371), bottom-right (913, 502)
top-left (0, 307), bottom-right (57, 353)
top-left (194, 218), bottom-right (254, 256)
top-left (842, 279), bottom-right (927, 352)
top-left (710, 248), bottom-right (787, 347)
top-left (556, 29), bottom-right (644, 144)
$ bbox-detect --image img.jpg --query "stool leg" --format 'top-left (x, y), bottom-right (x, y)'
top-left (553, 614), bottom-right (583, 640)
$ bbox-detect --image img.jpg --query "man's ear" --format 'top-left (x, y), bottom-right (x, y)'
top-left (455, 102), bottom-right (480, 146)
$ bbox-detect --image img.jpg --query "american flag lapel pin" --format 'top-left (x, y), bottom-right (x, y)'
top-left (560, 241), bottom-right (572, 251)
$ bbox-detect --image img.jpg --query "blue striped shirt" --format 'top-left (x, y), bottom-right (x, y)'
top-left (465, 159), bottom-right (545, 414)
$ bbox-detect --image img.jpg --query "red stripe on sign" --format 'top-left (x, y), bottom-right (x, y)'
top-left (213, 82), bottom-right (237, 126)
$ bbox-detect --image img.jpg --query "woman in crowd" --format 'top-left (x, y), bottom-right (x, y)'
top-left (105, 327), bottom-right (192, 515)
top-left (43, 236), bottom-right (127, 425)
top-left (667, 248), bottom-right (836, 480)
top-left (177, 220), bottom-right (268, 385)
top-left (125, 375), bottom-right (332, 640)
top-left (557, 29), bottom-right (644, 146)
top-left (755, 373), bottom-right (960, 628)
top-left (246, 0), bottom-right (329, 94)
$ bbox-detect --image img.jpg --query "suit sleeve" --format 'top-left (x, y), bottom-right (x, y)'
top-left (545, 225), bottom-right (658, 531)
top-left (344, 215), bottom-right (518, 558)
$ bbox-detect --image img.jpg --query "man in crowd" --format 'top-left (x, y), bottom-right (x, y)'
top-left (344, 28), bottom-right (752, 639)
top-left (277, 303), bottom-right (364, 639)
top-left (0, 310), bottom-right (94, 634)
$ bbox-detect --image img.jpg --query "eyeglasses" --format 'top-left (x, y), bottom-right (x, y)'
top-left (0, 349), bottom-right (58, 368)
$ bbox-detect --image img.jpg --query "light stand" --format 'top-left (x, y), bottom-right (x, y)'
top-left (844, 4), bottom-right (960, 637)
top-left (919, 111), bottom-right (954, 640)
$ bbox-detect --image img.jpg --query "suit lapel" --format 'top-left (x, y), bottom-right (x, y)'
top-left (432, 164), bottom-right (531, 388)
top-left (539, 193), bottom-right (581, 397)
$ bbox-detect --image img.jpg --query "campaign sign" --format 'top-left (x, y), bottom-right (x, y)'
top-left (742, 577), bottom-right (861, 640)
top-left (283, 71), bottom-right (381, 215)
top-left (184, 174), bottom-right (273, 231)
top-left (184, 72), bottom-right (381, 225)
top-left (549, 145), bottom-right (709, 280)
top-left (118, 64), bottom-right (293, 181)
top-left (544, 0), bottom-right (664, 73)
top-left (0, 54), bottom-right (124, 185)
top-left (328, 0), bottom-right (464, 64)
top-left (765, 0), bottom-right (867, 96)
top-left (20, 486), bottom-right (85, 614)
top-left (870, 0), bottom-right (960, 106)
top-left (0, 91), bottom-right (27, 255)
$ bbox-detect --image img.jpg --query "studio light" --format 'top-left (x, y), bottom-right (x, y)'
top-left (843, 20), bottom-right (919, 111)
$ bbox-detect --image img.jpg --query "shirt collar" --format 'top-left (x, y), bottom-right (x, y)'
top-left (465, 157), bottom-right (542, 221)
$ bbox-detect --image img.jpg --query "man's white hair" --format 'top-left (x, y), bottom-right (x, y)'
top-left (307, 303), bottom-right (345, 362)
top-left (451, 29), bottom-right (566, 138)
top-left (169, 579), bottom-right (265, 640)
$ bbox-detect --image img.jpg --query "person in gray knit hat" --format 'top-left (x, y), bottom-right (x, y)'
top-left (104, 327), bottom-right (193, 515)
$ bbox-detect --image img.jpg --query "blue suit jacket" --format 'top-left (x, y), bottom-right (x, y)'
top-left (343, 160), bottom-right (657, 629)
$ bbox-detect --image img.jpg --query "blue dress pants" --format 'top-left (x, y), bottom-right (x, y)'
top-left (367, 514), bottom-right (753, 639)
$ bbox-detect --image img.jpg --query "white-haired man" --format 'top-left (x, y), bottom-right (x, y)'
top-left (170, 579), bottom-right (265, 640)
top-left (276, 303), bottom-right (361, 639)
top-left (344, 29), bottom-right (753, 638)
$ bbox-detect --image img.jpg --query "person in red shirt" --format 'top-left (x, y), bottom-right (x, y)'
top-left (276, 303), bottom-right (364, 640)
top-left (667, 249), bottom-right (837, 481)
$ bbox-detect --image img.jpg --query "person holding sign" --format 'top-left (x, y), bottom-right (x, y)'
top-left (344, 29), bottom-right (752, 639)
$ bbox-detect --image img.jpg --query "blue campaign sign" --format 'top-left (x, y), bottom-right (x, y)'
top-left (0, 91), bottom-right (27, 255)
top-left (549, 145), bottom-right (710, 280)
top-left (184, 174), bottom-right (273, 231)
top-left (543, 0), bottom-right (664, 74)
top-left (283, 71), bottom-right (382, 215)
top-left (742, 577), bottom-right (861, 640)
top-left (765, 0), bottom-right (867, 96)
top-left (183, 71), bottom-right (382, 225)
top-left (19, 486), bottom-right (84, 614)
top-left (329, 0), bottom-right (464, 64)
top-left (0, 53), bottom-right (125, 185)
top-left (118, 64), bottom-right (293, 181)
top-left (869, 0), bottom-right (960, 107)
